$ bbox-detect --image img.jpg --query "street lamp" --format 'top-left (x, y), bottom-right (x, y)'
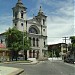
top-left (23, 20), bottom-right (27, 60)
top-left (22, 23), bottom-right (25, 60)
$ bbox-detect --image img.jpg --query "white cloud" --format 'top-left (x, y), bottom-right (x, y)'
top-left (39, 0), bottom-right (74, 44)
top-left (0, 0), bottom-right (74, 45)
top-left (0, 15), bottom-right (12, 34)
top-left (47, 15), bottom-right (74, 44)
top-left (58, 6), bottom-right (74, 17)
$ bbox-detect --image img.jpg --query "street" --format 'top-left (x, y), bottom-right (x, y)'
top-left (0, 60), bottom-right (75, 75)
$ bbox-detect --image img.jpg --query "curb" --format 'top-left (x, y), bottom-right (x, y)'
top-left (8, 68), bottom-right (24, 75)
top-left (0, 66), bottom-right (24, 75)
top-left (3, 61), bottom-right (39, 65)
top-left (17, 61), bottom-right (39, 65)
top-left (3, 61), bottom-right (31, 64)
top-left (64, 62), bottom-right (75, 68)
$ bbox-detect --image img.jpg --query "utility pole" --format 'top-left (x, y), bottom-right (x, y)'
top-left (62, 37), bottom-right (69, 52)
top-left (23, 23), bottom-right (24, 60)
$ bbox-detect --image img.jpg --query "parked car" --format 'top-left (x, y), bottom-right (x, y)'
top-left (18, 54), bottom-right (24, 60)
top-left (64, 58), bottom-right (74, 64)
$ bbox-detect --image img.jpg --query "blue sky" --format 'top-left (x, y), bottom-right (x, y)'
top-left (0, 0), bottom-right (74, 44)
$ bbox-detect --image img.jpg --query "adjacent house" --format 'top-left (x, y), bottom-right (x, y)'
top-left (48, 43), bottom-right (68, 59)
top-left (0, 34), bottom-right (10, 61)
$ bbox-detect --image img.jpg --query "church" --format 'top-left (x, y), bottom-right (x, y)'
top-left (0, 0), bottom-right (47, 60)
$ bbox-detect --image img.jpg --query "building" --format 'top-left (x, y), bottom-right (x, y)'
top-left (0, 0), bottom-right (47, 60)
top-left (0, 33), bottom-right (10, 61)
top-left (48, 43), bottom-right (68, 59)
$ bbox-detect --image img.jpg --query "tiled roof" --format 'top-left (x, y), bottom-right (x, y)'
top-left (0, 43), bottom-right (6, 48)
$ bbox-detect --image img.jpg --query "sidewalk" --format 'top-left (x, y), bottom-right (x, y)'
top-left (64, 62), bottom-right (75, 68)
top-left (0, 66), bottom-right (24, 75)
top-left (48, 57), bottom-right (62, 61)
top-left (0, 58), bottom-right (39, 75)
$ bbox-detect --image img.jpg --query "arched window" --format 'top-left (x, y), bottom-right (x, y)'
top-left (21, 23), bottom-right (23, 26)
top-left (36, 38), bottom-right (39, 47)
top-left (15, 12), bottom-right (17, 19)
top-left (29, 27), bottom-right (38, 34)
top-left (1, 39), bottom-right (3, 44)
top-left (21, 11), bottom-right (23, 18)
top-left (33, 50), bottom-right (35, 58)
top-left (44, 41), bottom-right (45, 47)
top-left (33, 38), bottom-right (35, 46)
top-left (15, 23), bottom-right (17, 26)
top-left (43, 19), bottom-right (45, 25)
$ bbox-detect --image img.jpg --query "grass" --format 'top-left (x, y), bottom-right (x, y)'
top-left (13, 60), bottom-right (32, 63)
top-left (4, 60), bottom-right (32, 63)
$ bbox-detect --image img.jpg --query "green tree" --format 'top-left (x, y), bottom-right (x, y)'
top-left (5, 27), bottom-right (30, 61)
top-left (23, 32), bottom-right (31, 60)
top-left (70, 36), bottom-right (75, 44)
top-left (55, 49), bottom-right (60, 57)
top-left (70, 36), bottom-right (75, 51)
top-left (52, 46), bottom-right (60, 57)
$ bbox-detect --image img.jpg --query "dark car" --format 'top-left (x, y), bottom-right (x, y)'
top-left (64, 58), bottom-right (74, 64)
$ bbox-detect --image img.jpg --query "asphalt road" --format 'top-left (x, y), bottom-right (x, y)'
top-left (0, 60), bottom-right (75, 75)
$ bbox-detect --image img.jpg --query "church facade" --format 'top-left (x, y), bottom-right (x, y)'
top-left (0, 0), bottom-right (48, 59)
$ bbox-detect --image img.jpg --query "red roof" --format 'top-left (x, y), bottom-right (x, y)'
top-left (0, 43), bottom-right (6, 48)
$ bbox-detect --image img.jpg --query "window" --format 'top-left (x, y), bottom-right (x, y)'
top-left (43, 29), bottom-right (45, 31)
top-left (63, 50), bottom-right (66, 53)
top-left (15, 12), bottom-right (17, 19)
top-left (1, 39), bottom-right (3, 44)
top-left (44, 41), bottom-right (45, 47)
top-left (33, 38), bottom-right (35, 47)
top-left (21, 23), bottom-right (23, 26)
top-left (43, 19), bottom-right (45, 25)
top-left (15, 23), bottom-right (17, 26)
top-left (29, 27), bottom-right (38, 34)
top-left (21, 11), bottom-right (23, 18)
top-left (36, 38), bottom-right (39, 47)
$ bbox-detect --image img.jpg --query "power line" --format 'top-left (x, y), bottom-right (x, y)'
top-left (62, 37), bottom-right (69, 43)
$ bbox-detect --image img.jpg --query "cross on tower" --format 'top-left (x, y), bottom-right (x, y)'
top-left (18, 0), bottom-right (22, 3)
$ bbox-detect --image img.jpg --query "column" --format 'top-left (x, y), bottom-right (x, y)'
top-left (35, 38), bottom-right (36, 47)
top-left (36, 50), bottom-right (39, 59)
top-left (31, 50), bottom-right (33, 58)
top-left (31, 37), bottom-right (33, 47)
top-left (27, 50), bottom-right (29, 58)
top-left (38, 37), bottom-right (43, 60)
top-left (29, 50), bottom-right (32, 58)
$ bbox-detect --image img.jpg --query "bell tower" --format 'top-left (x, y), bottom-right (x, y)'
top-left (37, 6), bottom-right (47, 26)
top-left (12, 0), bottom-right (27, 31)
